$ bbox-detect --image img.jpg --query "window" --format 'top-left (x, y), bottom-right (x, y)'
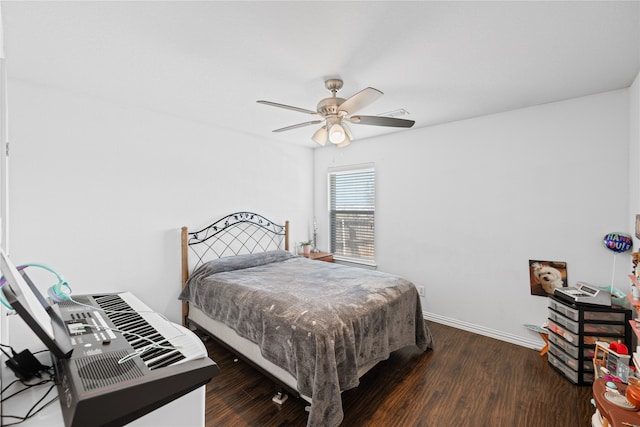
top-left (328, 164), bottom-right (375, 265)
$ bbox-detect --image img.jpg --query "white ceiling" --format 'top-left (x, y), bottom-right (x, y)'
top-left (2, 1), bottom-right (639, 148)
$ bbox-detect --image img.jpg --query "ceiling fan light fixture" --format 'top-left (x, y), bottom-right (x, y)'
top-left (329, 123), bottom-right (346, 144)
top-left (312, 126), bottom-right (328, 146)
top-left (336, 133), bottom-right (351, 148)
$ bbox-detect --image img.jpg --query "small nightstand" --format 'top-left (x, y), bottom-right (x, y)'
top-left (301, 251), bottom-right (334, 263)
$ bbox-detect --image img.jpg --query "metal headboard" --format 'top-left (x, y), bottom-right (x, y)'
top-left (180, 212), bottom-right (289, 325)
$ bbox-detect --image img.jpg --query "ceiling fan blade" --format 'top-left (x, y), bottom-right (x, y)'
top-left (349, 115), bottom-right (415, 128)
top-left (257, 100), bottom-right (318, 115)
top-left (312, 126), bottom-right (328, 146)
top-left (273, 120), bottom-right (323, 133)
top-left (338, 87), bottom-right (383, 115)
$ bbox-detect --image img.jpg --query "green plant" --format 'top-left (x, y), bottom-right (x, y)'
top-left (300, 240), bottom-right (312, 246)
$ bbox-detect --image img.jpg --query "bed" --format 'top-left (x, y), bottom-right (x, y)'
top-left (179, 212), bottom-right (433, 427)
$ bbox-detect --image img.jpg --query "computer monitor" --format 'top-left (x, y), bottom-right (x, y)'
top-left (0, 248), bottom-right (72, 359)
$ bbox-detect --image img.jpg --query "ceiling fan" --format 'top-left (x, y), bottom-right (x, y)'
top-left (257, 78), bottom-right (415, 148)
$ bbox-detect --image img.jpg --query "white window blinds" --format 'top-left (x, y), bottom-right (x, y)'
top-left (328, 165), bottom-right (375, 264)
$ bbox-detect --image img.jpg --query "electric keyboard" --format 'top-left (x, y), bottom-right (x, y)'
top-left (51, 291), bottom-right (219, 427)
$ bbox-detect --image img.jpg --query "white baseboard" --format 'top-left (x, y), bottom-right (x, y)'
top-left (424, 311), bottom-right (544, 351)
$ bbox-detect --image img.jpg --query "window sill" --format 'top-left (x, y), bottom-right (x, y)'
top-left (333, 256), bottom-right (377, 269)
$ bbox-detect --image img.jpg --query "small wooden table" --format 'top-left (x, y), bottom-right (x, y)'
top-left (593, 378), bottom-right (640, 427)
top-left (523, 324), bottom-right (549, 356)
top-left (301, 251), bottom-right (334, 263)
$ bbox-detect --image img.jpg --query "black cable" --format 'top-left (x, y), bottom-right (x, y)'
top-left (1, 374), bottom-right (53, 403)
top-left (0, 344), bottom-right (14, 359)
top-left (1, 382), bottom-right (58, 426)
top-left (1, 378), bottom-right (20, 394)
top-left (23, 383), bottom-right (57, 422)
top-left (1, 344), bottom-right (48, 358)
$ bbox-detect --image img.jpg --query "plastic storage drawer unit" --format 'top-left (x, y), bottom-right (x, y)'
top-left (547, 296), bottom-right (631, 385)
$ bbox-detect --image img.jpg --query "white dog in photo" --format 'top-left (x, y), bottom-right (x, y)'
top-left (532, 262), bottom-right (564, 295)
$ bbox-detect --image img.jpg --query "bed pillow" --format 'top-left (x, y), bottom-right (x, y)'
top-left (179, 250), bottom-right (294, 300)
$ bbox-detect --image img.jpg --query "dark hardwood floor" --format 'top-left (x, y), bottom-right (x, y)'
top-left (202, 321), bottom-right (593, 426)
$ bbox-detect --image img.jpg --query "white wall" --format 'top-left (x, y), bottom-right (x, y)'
top-left (7, 80), bottom-right (313, 324)
top-left (314, 90), bottom-right (630, 348)
top-left (630, 71), bottom-right (640, 250)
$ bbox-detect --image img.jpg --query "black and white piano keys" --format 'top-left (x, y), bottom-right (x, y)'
top-left (69, 292), bottom-right (208, 368)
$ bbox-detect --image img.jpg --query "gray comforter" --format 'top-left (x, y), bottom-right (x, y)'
top-left (179, 251), bottom-right (433, 427)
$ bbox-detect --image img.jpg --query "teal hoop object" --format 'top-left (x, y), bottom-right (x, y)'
top-left (0, 263), bottom-right (71, 309)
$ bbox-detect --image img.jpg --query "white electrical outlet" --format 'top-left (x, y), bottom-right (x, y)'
top-left (418, 286), bottom-right (425, 297)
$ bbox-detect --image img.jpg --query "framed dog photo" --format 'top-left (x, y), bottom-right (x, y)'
top-left (529, 260), bottom-right (568, 297)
